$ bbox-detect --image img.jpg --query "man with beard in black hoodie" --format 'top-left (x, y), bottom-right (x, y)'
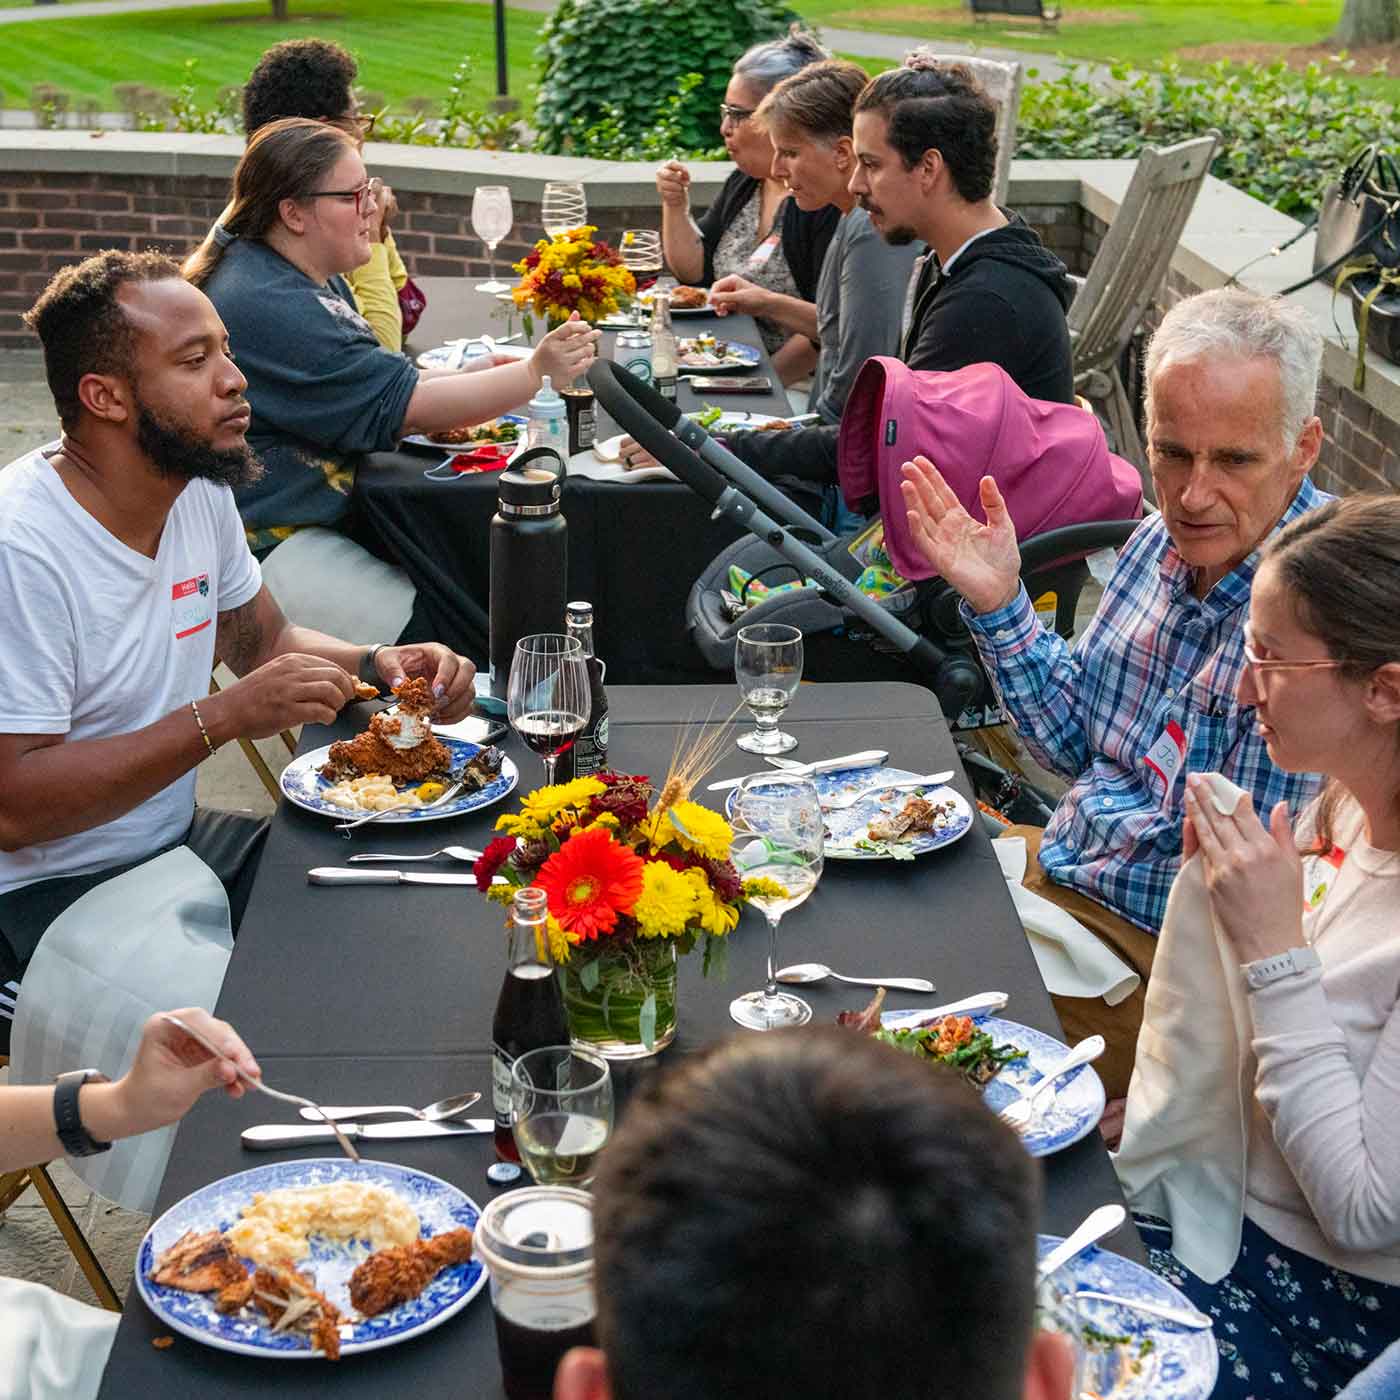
top-left (714, 53), bottom-right (1075, 487)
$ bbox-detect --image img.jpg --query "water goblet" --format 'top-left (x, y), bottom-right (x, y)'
top-left (735, 622), bottom-right (802, 755)
top-left (472, 184), bottom-right (515, 294)
top-left (619, 228), bottom-right (663, 320)
top-left (510, 1046), bottom-right (614, 1188)
top-left (728, 773), bottom-right (824, 1030)
top-left (541, 181), bottom-right (588, 239)
top-left (508, 634), bottom-right (591, 786)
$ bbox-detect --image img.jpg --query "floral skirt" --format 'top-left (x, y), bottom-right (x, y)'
top-left (1140, 1213), bottom-right (1400, 1398)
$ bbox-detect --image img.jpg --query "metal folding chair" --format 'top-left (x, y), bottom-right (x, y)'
top-left (1067, 132), bottom-right (1220, 487)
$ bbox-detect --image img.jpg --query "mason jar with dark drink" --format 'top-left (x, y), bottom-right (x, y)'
top-left (492, 887), bottom-right (569, 1164)
top-left (474, 1186), bottom-right (596, 1400)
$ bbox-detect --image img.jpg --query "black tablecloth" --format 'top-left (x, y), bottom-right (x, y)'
top-left (97, 683), bottom-right (1141, 1398)
top-left (358, 280), bottom-right (793, 684)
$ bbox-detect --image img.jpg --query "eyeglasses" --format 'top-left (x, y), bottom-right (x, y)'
top-left (718, 103), bottom-right (755, 126)
top-left (325, 111), bottom-right (377, 141)
top-left (306, 176), bottom-right (383, 215)
top-left (1242, 624), bottom-right (1345, 678)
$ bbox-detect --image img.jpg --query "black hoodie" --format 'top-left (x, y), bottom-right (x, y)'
top-left (729, 212), bottom-right (1076, 483)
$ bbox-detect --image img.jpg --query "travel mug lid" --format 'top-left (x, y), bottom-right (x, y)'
top-left (475, 1186), bottom-right (594, 1278)
top-left (498, 447), bottom-right (565, 515)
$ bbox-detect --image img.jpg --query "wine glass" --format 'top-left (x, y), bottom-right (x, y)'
top-left (619, 228), bottom-right (663, 322)
top-left (472, 185), bottom-right (514, 294)
top-left (508, 634), bottom-right (591, 786)
top-left (728, 774), bottom-right (824, 1030)
top-left (541, 181), bottom-right (588, 239)
top-left (511, 1046), bottom-right (614, 1188)
top-left (735, 622), bottom-right (803, 755)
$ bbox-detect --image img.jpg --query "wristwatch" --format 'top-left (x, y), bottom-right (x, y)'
top-left (358, 644), bottom-right (389, 686)
top-left (1242, 946), bottom-right (1321, 992)
top-left (52, 1069), bottom-right (112, 1158)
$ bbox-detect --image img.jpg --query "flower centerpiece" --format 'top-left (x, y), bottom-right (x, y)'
top-left (511, 225), bottom-right (635, 330)
top-left (473, 757), bottom-right (769, 1059)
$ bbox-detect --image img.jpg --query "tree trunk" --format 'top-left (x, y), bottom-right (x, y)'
top-left (270, 0), bottom-right (289, 18)
top-left (1331, 0), bottom-right (1399, 45)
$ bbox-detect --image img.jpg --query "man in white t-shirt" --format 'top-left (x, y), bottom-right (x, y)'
top-left (0, 250), bottom-right (477, 995)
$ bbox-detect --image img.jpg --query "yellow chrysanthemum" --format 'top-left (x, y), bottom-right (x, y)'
top-left (544, 914), bottom-right (575, 963)
top-left (495, 811), bottom-right (547, 840)
top-left (685, 868), bottom-right (739, 936)
top-left (589, 812), bottom-right (621, 830)
top-left (743, 875), bottom-right (790, 902)
top-left (632, 862), bottom-right (697, 939)
top-left (663, 801), bottom-right (733, 861)
top-left (521, 778), bottom-right (606, 823)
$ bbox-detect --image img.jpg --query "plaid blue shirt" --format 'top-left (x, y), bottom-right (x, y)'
top-left (964, 477), bottom-right (1330, 934)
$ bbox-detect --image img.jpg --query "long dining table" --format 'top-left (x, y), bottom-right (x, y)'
top-left (96, 681), bottom-right (1143, 1398)
top-left (357, 278), bottom-right (797, 684)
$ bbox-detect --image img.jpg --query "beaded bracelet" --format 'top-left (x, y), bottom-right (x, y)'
top-left (190, 700), bottom-right (216, 756)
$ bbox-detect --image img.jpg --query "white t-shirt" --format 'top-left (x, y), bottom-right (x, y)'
top-left (0, 449), bottom-right (262, 895)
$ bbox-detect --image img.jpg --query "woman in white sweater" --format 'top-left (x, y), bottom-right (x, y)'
top-left (1148, 493), bottom-right (1400, 1397)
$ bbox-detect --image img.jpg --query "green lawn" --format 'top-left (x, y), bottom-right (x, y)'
top-left (0, 0), bottom-right (546, 115)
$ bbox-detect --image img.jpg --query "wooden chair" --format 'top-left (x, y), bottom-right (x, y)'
top-left (209, 670), bottom-right (296, 802)
top-left (0, 1054), bottom-right (122, 1312)
top-left (919, 54), bottom-right (1023, 207)
top-left (1067, 132), bottom-right (1220, 489)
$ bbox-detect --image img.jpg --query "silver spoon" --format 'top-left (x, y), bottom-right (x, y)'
top-left (347, 845), bottom-right (483, 864)
top-left (298, 1091), bottom-right (482, 1124)
top-left (775, 963), bottom-right (935, 994)
top-left (1037, 1204), bottom-right (1128, 1283)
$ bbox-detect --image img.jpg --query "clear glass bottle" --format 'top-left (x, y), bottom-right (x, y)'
top-left (491, 887), bottom-right (569, 1163)
top-left (650, 292), bottom-right (678, 402)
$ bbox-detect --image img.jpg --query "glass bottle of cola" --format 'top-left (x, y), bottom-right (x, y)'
top-left (559, 602), bottom-right (608, 779)
top-left (492, 886), bottom-right (569, 1164)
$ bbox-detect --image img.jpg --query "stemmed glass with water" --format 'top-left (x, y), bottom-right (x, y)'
top-left (507, 634), bottom-right (591, 786)
top-left (735, 622), bottom-right (803, 755)
top-left (471, 185), bottom-right (514, 294)
top-left (729, 773), bottom-right (825, 1030)
top-left (541, 181), bottom-right (588, 238)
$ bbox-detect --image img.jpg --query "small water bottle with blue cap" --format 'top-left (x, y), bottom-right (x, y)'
top-left (526, 376), bottom-right (568, 456)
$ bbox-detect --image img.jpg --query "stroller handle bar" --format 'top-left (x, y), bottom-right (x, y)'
top-left (586, 358), bottom-right (983, 716)
top-left (587, 359), bottom-right (833, 543)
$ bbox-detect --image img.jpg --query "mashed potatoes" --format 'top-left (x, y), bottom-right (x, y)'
top-left (227, 1182), bottom-right (420, 1265)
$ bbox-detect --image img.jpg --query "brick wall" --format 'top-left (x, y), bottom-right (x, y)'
top-left (0, 169), bottom-right (662, 349)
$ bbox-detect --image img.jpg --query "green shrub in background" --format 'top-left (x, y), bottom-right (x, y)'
top-left (1017, 57), bottom-right (1392, 218)
top-left (559, 72), bottom-right (726, 163)
top-left (533, 0), bottom-right (801, 155)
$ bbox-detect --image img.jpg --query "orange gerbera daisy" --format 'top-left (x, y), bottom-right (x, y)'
top-left (536, 826), bottom-right (644, 941)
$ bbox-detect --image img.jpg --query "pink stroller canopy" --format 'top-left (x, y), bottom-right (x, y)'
top-left (837, 359), bottom-right (1144, 582)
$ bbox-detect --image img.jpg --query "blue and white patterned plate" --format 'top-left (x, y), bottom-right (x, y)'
top-left (1037, 1236), bottom-right (1218, 1399)
top-left (676, 338), bottom-right (762, 373)
top-left (724, 766), bottom-right (974, 861)
top-left (878, 1012), bottom-right (1106, 1157)
top-left (136, 1159), bottom-right (486, 1359)
top-left (280, 734), bottom-right (518, 824)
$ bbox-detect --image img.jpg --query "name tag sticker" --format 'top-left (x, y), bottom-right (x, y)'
top-left (172, 573), bottom-right (212, 640)
top-left (1306, 845), bottom-right (1347, 909)
top-left (746, 231), bottom-right (780, 270)
top-left (1143, 719), bottom-right (1187, 802)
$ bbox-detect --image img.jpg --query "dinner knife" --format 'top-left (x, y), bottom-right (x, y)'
top-left (706, 750), bottom-right (889, 793)
top-left (242, 1119), bottom-right (494, 1150)
top-left (308, 868), bottom-right (477, 886)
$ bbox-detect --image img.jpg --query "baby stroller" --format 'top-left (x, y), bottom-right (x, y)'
top-left (589, 356), bottom-right (1143, 721)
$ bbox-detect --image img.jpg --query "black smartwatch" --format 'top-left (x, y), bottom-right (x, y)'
top-left (53, 1069), bottom-right (112, 1158)
top-left (358, 644), bottom-right (389, 686)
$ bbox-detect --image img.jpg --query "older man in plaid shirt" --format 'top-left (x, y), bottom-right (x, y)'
top-left (901, 289), bottom-right (1330, 1101)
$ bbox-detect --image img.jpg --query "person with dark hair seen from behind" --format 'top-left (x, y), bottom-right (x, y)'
top-left (0, 249), bottom-right (477, 1002)
top-left (185, 119), bottom-right (597, 645)
top-left (654, 26), bottom-right (839, 384)
top-left (554, 1028), bottom-right (1075, 1400)
top-left (239, 38), bottom-right (408, 352)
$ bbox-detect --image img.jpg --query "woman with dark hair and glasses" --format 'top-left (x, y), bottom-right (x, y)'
top-left (654, 26), bottom-right (838, 382)
top-left (185, 119), bottom-right (597, 642)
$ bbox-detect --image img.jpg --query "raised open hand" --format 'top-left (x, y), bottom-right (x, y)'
top-left (899, 456), bottom-right (1021, 614)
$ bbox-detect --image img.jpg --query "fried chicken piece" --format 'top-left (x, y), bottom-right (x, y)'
top-left (349, 1228), bottom-right (475, 1317)
top-left (835, 987), bottom-right (887, 1033)
top-left (215, 1273), bottom-right (255, 1314)
top-left (353, 680), bottom-right (380, 701)
top-left (149, 1229), bottom-right (247, 1293)
top-left (321, 728), bottom-right (451, 784)
top-left (392, 675), bottom-right (436, 716)
top-left (252, 1261), bottom-right (344, 1360)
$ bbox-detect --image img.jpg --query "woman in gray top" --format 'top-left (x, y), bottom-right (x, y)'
top-left (709, 60), bottom-right (919, 424)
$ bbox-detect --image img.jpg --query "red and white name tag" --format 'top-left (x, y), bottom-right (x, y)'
top-left (172, 573), bottom-right (212, 639)
top-left (746, 231), bottom-right (781, 270)
top-left (1143, 719), bottom-right (1187, 802)
top-left (1306, 844), bottom-right (1346, 909)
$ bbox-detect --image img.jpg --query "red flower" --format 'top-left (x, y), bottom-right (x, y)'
top-left (587, 773), bottom-right (651, 830)
top-left (536, 827), bottom-right (645, 941)
top-left (473, 836), bottom-right (517, 892)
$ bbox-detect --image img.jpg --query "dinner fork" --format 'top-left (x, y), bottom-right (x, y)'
top-left (820, 771), bottom-right (955, 811)
top-left (334, 779), bottom-right (464, 834)
top-left (998, 1035), bottom-right (1105, 1130)
top-left (160, 1014), bottom-right (361, 1164)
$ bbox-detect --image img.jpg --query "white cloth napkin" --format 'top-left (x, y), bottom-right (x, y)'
top-left (11, 846), bottom-right (232, 1213)
top-left (1111, 774), bottom-right (1254, 1283)
top-left (994, 837), bottom-right (1140, 1005)
top-left (569, 438), bottom-right (676, 483)
top-left (0, 1278), bottom-right (117, 1400)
